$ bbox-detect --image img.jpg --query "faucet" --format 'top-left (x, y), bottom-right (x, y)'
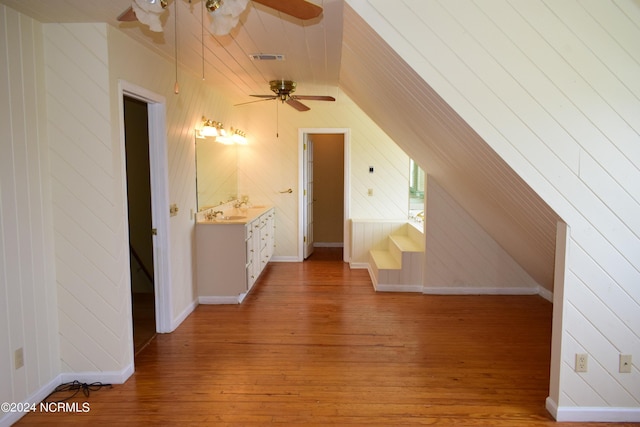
top-left (205, 210), bottom-right (224, 221)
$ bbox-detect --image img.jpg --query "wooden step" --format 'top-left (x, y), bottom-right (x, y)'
top-left (389, 234), bottom-right (423, 252)
top-left (369, 249), bottom-right (400, 270)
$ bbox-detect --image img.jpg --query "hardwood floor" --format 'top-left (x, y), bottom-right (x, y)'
top-left (132, 291), bottom-right (156, 355)
top-left (17, 249), bottom-right (636, 426)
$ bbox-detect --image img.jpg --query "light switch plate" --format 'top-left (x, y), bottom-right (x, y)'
top-left (14, 347), bottom-right (24, 369)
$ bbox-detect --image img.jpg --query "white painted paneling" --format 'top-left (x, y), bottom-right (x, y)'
top-left (344, 0), bottom-right (640, 416)
top-left (350, 220), bottom-right (409, 265)
top-left (0, 5), bottom-right (59, 420)
top-left (425, 177), bottom-right (540, 290)
top-left (340, 2), bottom-right (560, 290)
top-left (44, 22), bottom-right (129, 373)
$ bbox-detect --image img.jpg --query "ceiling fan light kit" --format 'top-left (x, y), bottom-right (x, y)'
top-left (131, 0), bottom-right (167, 32)
top-left (119, 0), bottom-right (324, 36)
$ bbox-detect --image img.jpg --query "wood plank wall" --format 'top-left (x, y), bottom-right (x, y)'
top-left (345, 0), bottom-right (640, 414)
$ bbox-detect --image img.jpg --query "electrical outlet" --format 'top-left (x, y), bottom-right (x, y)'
top-left (367, 188), bottom-right (373, 196)
top-left (14, 347), bottom-right (24, 369)
top-left (619, 354), bottom-right (632, 373)
top-left (575, 353), bottom-right (588, 372)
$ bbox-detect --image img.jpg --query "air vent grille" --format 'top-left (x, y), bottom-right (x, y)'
top-left (249, 53), bottom-right (285, 61)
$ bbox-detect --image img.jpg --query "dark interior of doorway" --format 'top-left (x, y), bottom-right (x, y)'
top-left (307, 133), bottom-right (344, 261)
top-left (123, 96), bottom-right (157, 355)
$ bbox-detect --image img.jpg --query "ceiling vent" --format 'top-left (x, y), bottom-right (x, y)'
top-left (249, 53), bottom-right (285, 61)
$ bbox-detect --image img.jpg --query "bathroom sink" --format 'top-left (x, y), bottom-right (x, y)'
top-left (221, 215), bottom-right (246, 220)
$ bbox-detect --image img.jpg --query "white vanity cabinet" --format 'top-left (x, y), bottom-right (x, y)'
top-left (247, 209), bottom-right (275, 291)
top-left (196, 207), bottom-right (275, 303)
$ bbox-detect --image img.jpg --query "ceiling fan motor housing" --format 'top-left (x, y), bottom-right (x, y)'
top-left (270, 80), bottom-right (297, 101)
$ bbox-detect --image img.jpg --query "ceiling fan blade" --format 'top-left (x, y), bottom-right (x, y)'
top-left (117, 6), bottom-right (137, 22)
top-left (292, 95), bottom-right (336, 102)
top-left (235, 97), bottom-right (276, 106)
top-left (250, 95), bottom-right (278, 99)
top-left (286, 98), bottom-right (310, 111)
top-left (252, 0), bottom-right (323, 20)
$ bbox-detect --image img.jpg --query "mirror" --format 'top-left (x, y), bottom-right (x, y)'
top-left (409, 158), bottom-right (425, 225)
top-left (195, 137), bottom-right (238, 211)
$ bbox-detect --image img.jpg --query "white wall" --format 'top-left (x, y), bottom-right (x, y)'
top-left (0, 6), bottom-right (60, 424)
top-left (44, 21), bottom-right (131, 375)
top-left (424, 177), bottom-right (541, 294)
top-left (347, 0), bottom-right (640, 419)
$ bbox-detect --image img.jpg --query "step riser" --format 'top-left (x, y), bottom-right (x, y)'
top-left (369, 228), bottom-right (425, 290)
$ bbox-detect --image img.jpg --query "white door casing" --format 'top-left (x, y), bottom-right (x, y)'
top-left (118, 80), bottom-right (173, 341)
top-left (303, 137), bottom-right (315, 259)
top-left (298, 128), bottom-right (350, 262)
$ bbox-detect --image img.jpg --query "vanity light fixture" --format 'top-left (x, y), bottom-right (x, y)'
top-left (230, 128), bottom-right (247, 145)
top-left (197, 116), bottom-right (226, 139)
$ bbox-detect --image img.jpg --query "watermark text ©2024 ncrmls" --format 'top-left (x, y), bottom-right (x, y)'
top-left (2, 401), bottom-right (90, 413)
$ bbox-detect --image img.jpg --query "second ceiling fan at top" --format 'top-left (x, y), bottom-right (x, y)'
top-left (239, 80), bottom-right (336, 112)
top-left (118, 0), bottom-right (323, 35)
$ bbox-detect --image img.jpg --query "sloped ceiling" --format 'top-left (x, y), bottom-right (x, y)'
top-left (339, 3), bottom-right (561, 289)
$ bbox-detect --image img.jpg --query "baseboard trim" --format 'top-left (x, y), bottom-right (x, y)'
top-left (546, 397), bottom-right (640, 422)
top-left (0, 375), bottom-right (61, 427)
top-left (198, 295), bottom-right (241, 304)
top-left (375, 283), bottom-right (423, 293)
top-left (0, 365), bottom-right (134, 427)
top-left (59, 364), bottom-right (134, 385)
top-left (271, 256), bottom-right (299, 262)
top-left (349, 262), bottom-right (368, 269)
top-left (537, 286), bottom-right (553, 302)
top-left (367, 265), bottom-right (378, 291)
top-left (422, 286), bottom-right (540, 296)
top-left (171, 299), bottom-right (198, 331)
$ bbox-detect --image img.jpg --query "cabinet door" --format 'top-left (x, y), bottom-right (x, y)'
top-left (266, 210), bottom-right (275, 259)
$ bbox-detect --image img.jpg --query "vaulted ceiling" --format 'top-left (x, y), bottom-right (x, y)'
top-left (0, 0), bottom-right (342, 102)
top-left (0, 0), bottom-right (560, 289)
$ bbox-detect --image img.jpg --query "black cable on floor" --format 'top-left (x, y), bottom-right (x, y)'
top-left (43, 380), bottom-right (112, 403)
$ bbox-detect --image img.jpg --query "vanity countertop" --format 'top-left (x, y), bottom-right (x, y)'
top-left (197, 205), bottom-right (273, 225)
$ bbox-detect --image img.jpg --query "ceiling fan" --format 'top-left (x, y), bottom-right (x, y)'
top-left (237, 80), bottom-right (335, 112)
top-left (118, 0), bottom-right (323, 34)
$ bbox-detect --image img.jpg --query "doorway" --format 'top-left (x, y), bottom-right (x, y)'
top-left (119, 80), bottom-right (172, 354)
top-left (124, 96), bottom-right (156, 354)
top-left (299, 129), bottom-right (350, 262)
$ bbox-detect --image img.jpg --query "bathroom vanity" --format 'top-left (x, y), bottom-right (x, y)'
top-left (196, 205), bottom-right (275, 304)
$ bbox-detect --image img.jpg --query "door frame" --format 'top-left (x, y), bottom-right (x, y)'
top-left (118, 80), bottom-right (172, 336)
top-left (298, 128), bottom-right (350, 262)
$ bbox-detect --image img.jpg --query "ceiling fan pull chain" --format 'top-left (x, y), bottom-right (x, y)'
top-left (173, 0), bottom-right (180, 94)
